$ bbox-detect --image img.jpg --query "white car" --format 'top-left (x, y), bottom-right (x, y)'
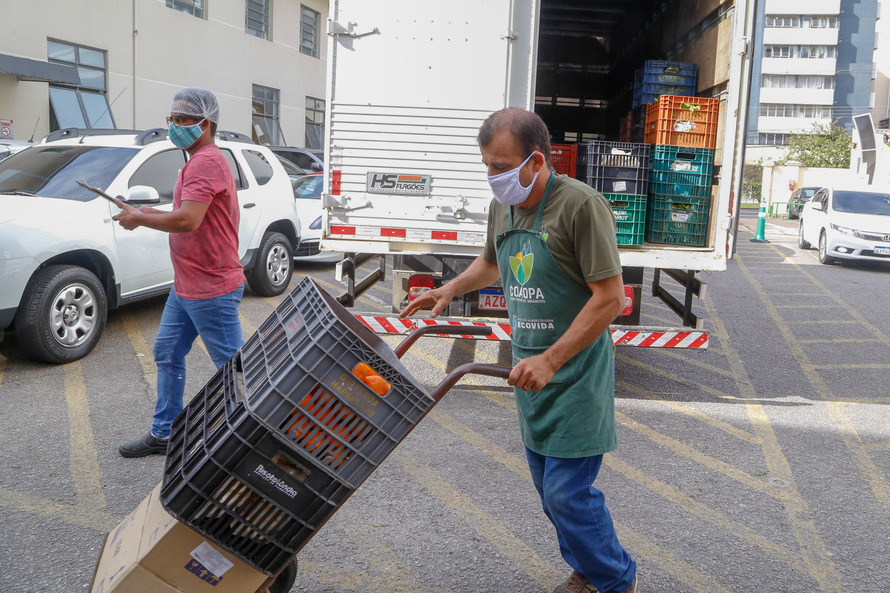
top-left (798, 186), bottom-right (890, 265)
top-left (291, 174), bottom-right (343, 263)
top-left (0, 128), bottom-right (301, 363)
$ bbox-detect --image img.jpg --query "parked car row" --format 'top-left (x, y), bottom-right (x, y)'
top-left (797, 186), bottom-right (890, 265)
top-left (0, 128), bottom-right (337, 364)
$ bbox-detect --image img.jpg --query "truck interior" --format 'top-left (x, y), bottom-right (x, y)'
top-left (535, 0), bottom-right (731, 142)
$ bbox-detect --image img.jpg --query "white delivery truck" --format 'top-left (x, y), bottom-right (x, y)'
top-left (320, 0), bottom-right (756, 348)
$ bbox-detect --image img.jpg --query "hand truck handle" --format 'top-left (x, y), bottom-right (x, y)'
top-left (429, 363), bottom-right (512, 402)
top-left (393, 324), bottom-right (495, 358)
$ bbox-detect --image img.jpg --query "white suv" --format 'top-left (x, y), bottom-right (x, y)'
top-left (0, 128), bottom-right (301, 363)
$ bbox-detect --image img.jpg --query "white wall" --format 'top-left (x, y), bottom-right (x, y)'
top-left (0, 0), bottom-right (327, 146)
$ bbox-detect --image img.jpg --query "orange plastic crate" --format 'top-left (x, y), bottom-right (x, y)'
top-left (550, 143), bottom-right (578, 177)
top-left (643, 95), bottom-right (719, 149)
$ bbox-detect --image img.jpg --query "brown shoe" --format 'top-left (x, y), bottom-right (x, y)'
top-left (552, 571), bottom-right (598, 593)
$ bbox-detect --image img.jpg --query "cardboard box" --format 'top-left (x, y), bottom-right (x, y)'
top-left (90, 483), bottom-right (270, 593)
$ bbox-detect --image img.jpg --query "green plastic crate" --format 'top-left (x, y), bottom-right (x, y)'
top-left (650, 145), bottom-right (714, 197)
top-left (645, 194), bottom-right (709, 246)
top-left (604, 193), bottom-right (646, 246)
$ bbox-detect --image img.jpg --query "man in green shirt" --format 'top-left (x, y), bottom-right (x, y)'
top-left (401, 108), bottom-right (636, 593)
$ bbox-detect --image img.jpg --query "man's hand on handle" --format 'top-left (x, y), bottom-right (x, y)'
top-left (507, 353), bottom-right (556, 393)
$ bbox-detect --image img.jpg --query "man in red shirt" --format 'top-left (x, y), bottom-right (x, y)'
top-left (114, 88), bottom-right (244, 457)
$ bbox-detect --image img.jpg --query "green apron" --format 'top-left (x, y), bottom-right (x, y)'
top-left (495, 172), bottom-right (617, 458)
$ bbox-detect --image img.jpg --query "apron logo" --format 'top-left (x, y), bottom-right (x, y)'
top-left (509, 250), bottom-right (534, 285)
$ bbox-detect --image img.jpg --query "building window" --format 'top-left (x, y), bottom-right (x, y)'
top-left (759, 104), bottom-right (831, 118)
top-left (246, 0), bottom-right (271, 40)
top-left (166, 0), bottom-right (205, 18)
top-left (762, 75), bottom-right (834, 89)
top-left (305, 96), bottom-right (325, 149)
top-left (799, 45), bottom-right (836, 59)
top-left (251, 84), bottom-right (283, 145)
top-left (765, 15), bottom-right (800, 28)
top-left (805, 15), bottom-right (838, 28)
top-left (758, 133), bottom-right (791, 146)
top-left (300, 5), bottom-right (320, 58)
top-left (763, 45), bottom-right (793, 58)
top-left (47, 39), bottom-right (114, 130)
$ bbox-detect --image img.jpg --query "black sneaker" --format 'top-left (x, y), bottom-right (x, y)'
top-left (119, 433), bottom-right (169, 458)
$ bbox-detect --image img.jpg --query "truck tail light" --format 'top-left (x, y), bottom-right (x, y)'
top-left (407, 274), bottom-right (435, 301)
top-left (621, 285), bottom-right (634, 316)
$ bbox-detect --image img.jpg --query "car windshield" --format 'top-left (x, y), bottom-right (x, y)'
top-left (800, 188), bottom-right (818, 199)
top-left (276, 155), bottom-right (307, 176)
top-left (0, 145), bottom-right (138, 200)
top-left (293, 175), bottom-right (322, 198)
top-left (833, 190), bottom-right (890, 215)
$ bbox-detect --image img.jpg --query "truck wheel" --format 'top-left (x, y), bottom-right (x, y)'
top-left (266, 559), bottom-right (298, 593)
top-left (16, 265), bottom-right (108, 364)
top-left (247, 231), bottom-right (293, 296)
top-left (818, 231), bottom-right (837, 265)
top-left (797, 222), bottom-right (811, 249)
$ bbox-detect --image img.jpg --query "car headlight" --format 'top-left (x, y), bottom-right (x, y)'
top-left (309, 216), bottom-right (322, 230)
top-left (830, 223), bottom-right (856, 237)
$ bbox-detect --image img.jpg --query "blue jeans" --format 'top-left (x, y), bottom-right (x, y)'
top-left (150, 284), bottom-right (244, 439)
top-left (525, 448), bottom-right (636, 592)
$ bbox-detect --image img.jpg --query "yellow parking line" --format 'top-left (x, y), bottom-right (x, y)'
top-left (396, 450), bottom-right (564, 589)
top-left (63, 361), bottom-right (107, 510)
top-left (0, 487), bottom-right (118, 532)
top-left (408, 345), bottom-right (735, 593)
top-left (617, 349), bottom-right (734, 380)
top-left (297, 537), bottom-right (460, 593)
top-left (799, 337), bottom-right (882, 344)
top-left (615, 351), bottom-right (745, 402)
top-left (120, 312), bottom-right (156, 391)
top-left (616, 379), bottom-right (759, 444)
top-left (738, 253), bottom-right (890, 519)
top-left (814, 363), bottom-right (890, 370)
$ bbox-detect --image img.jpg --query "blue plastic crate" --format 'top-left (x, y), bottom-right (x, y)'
top-left (633, 60), bottom-right (698, 108)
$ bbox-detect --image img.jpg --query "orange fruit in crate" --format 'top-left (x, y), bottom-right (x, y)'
top-left (353, 363), bottom-right (375, 381)
top-left (364, 375), bottom-right (391, 396)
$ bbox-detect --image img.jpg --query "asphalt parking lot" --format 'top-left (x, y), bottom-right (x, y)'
top-left (1, 212), bottom-right (888, 593)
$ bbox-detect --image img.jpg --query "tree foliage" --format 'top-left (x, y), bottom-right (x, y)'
top-left (777, 120), bottom-right (852, 168)
top-left (742, 161), bottom-right (763, 202)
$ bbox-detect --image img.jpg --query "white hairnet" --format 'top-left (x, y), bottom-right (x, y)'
top-left (170, 87), bottom-right (220, 123)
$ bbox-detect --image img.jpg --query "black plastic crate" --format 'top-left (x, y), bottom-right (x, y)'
top-left (239, 277), bottom-right (433, 489)
top-left (578, 141), bottom-right (650, 195)
top-left (161, 354), bottom-right (354, 575)
top-left (630, 105), bottom-right (648, 143)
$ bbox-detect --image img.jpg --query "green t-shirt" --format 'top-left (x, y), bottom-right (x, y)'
top-left (483, 174), bottom-right (622, 288)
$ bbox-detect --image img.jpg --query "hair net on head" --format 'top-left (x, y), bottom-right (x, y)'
top-left (170, 87), bottom-right (220, 123)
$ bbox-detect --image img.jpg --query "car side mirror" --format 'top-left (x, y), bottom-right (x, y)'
top-left (311, 162), bottom-right (322, 172)
top-left (126, 185), bottom-right (161, 204)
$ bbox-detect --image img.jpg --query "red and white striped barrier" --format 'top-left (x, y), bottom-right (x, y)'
top-left (354, 316), bottom-right (709, 349)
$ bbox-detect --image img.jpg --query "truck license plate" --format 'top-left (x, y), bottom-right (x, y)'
top-left (479, 288), bottom-right (507, 311)
top-left (875, 245), bottom-right (890, 255)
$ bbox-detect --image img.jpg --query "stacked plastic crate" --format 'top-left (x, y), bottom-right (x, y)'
top-left (643, 96), bottom-right (718, 246)
top-left (550, 143), bottom-right (578, 177)
top-left (634, 61), bottom-right (718, 246)
top-left (578, 140), bottom-right (651, 245)
top-left (160, 277), bottom-right (435, 577)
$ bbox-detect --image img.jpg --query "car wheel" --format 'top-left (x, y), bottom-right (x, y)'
top-left (247, 231), bottom-right (293, 296)
top-left (267, 559), bottom-right (298, 593)
top-left (15, 265), bottom-right (108, 364)
top-left (818, 231), bottom-right (837, 265)
top-left (797, 221), bottom-right (811, 249)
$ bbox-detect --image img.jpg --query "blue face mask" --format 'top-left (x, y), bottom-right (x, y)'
top-left (168, 118), bottom-right (206, 149)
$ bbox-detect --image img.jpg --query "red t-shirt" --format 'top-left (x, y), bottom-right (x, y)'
top-left (169, 144), bottom-right (243, 299)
